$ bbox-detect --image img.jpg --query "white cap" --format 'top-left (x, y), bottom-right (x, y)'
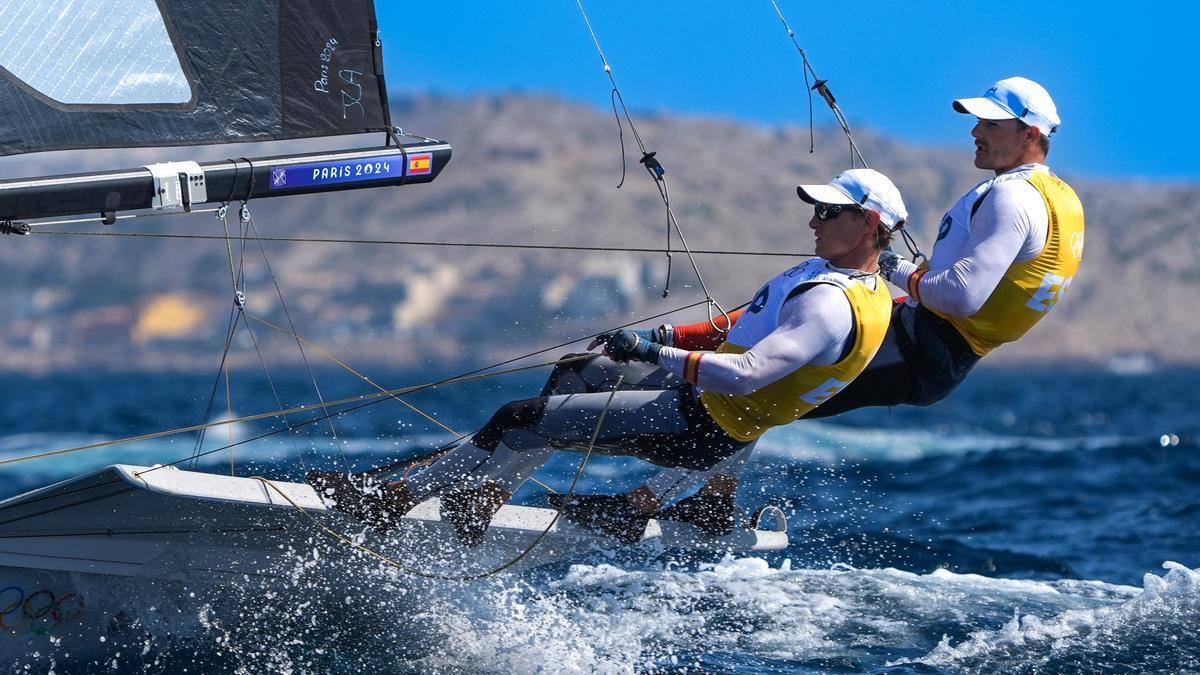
top-left (953, 76), bottom-right (1060, 137)
top-left (796, 168), bottom-right (908, 229)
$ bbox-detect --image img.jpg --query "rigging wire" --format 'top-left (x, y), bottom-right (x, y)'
top-left (29, 229), bottom-right (814, 258)
top-left (248, 368), bottom-right (629, 582)
top-left (189, 305), bottom-right (243, 470)
top-left (767, 0), bottom-right (927, 263)
top-left (243, 206), bottom-right (352, 471)
top-left (0, 299), bottom-right (718, 470)
top-left (767, 0), bottom-right (869, 169)
top-left (574, 0), bottom-right (730, 332)
top-left (205, 199), bottom-right (316, 475)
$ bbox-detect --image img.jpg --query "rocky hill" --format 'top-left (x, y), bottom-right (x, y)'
top-left (0, 93), bottom-right (1195, 373)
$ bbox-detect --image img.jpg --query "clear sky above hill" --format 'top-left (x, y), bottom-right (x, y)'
top-left (378, 1), bottom-right (1198, 182)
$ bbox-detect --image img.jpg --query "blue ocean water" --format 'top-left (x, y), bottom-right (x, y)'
top-left (1, 364), bottom-right (1197, 673)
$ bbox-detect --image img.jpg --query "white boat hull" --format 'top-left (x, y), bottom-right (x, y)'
top-left (0, 464), bottom-right (787, 666)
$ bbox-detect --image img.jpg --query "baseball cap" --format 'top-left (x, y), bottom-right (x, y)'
top-left (796, 168), bottom-right (908, 229)
top-left (953, 76), bottom-right (1060, 137)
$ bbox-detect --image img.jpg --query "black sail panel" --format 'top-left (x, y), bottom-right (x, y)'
top-left (0, 0), bottom-right (390, 156)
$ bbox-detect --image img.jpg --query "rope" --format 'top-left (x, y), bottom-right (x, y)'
top-left (245, 311), bottom-right (585, 488)
top-left (244, 210), bottom-right (352, 471)
top-left (29, 229), bottom-right (813, 259)
top-left (245, 312), bottom-right (461, 438)
top-left (248, 369), bottom-right (628, 582)
top-left (144, 292), bottom-right (732, 474)
top-left (0, 296), bottom-right (733, 471)
top-left (768, 0), bottom-right (869, 169)
top-left (766, 1), bottom-right (926, 262)
top-left (574, 0), bottom-right (731, 331)
top-left (0, 356), bottom-right (575, 469)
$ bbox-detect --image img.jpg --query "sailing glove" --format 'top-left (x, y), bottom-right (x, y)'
top-left (588, 326), bottom-right (670, 350)
top-left (596, 329), bottom-right (662, 365)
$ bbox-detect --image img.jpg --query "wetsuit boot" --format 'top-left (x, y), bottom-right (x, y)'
top-left (548, 493), bottom-right (651, 545)
top-left (656, 493), bottom-right (736, 536)
top-left (307, 470), bottom-right (418, 532)
top-left (439, 481), bottom-right (510, 547)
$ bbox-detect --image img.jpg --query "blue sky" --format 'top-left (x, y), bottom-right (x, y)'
top-left (377, 1), bottom-right (1198, 182)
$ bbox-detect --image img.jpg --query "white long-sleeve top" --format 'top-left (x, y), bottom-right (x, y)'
top-left (890, 164), bottom-right (1049, 316)
top-left (656, 281), bottom-right (855, 396)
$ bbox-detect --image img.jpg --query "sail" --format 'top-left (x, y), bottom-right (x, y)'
top-left (0, 0), bottom-right (391, 156)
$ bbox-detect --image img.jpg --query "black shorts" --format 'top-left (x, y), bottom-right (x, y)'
top-left (803, 302), bottom-right (982, 419)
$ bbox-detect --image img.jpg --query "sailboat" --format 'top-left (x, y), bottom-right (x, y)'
top-left (0, 0), bottom-right (786, 663)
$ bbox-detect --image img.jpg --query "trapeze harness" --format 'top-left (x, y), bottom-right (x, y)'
top-left (418, 259), bottom-right (891, 491)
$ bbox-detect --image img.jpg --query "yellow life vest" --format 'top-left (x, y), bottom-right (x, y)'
top-left (932, 171), bottom-right (1085, 356)
top-left (701, 261), bottom-right (892, 442)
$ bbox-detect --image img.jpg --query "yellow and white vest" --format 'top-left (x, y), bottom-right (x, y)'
top-left (701, 258), bottom-right (892, 442)
top-left (931, 170), bottom-right (1085, 355)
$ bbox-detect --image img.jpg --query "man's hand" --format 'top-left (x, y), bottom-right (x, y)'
top-left (593, 329), bottom-right (662, 364)
top-left (878, 249), bottom-right (902, 279)
top-left (878, 249), bottom-right (911, 287)
top-left (588, 326), bottom-right (671, 350)
top-left (878, 248), bottom-right (923, 294)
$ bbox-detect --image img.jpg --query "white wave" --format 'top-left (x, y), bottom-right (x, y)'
top-left (753, 420), bottom-right (1133, 463)
top-left (405, 557), bottom-right (1151, 672)
top-left (915, 561), bottom-right (1200, 673)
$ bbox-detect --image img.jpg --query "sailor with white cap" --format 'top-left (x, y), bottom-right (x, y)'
top-left (879, 75), bottom-right (1084, 357)
top-left (581, 77), bottom-right (1088, 538)
top-left (314, 170), bottom-right (904, 545)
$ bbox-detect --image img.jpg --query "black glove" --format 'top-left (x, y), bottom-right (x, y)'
top-left (596, 329), bottom-right (662, 364)
top-left (589, 325), bottom-right (670, 350)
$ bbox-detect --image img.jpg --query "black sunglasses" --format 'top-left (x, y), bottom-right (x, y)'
top-left (814, 202), bottom-right (863, 221)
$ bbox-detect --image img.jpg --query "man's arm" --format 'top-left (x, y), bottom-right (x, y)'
top-left (656, 285), bottom-right (851, 396)
top-left (890, 180), bottom-right (1045, 316)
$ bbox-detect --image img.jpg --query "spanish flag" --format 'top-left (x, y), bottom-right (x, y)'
top-left (407, 153), bottom-right (432, 176)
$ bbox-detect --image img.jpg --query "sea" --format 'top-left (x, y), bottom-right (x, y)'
top-left (0, 363), bottom-right (1196, 674)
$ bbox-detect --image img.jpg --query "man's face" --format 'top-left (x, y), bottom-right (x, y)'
top-left (809, 203), bottom-right (866, 263)
top-left (971, 118), bottom-right (1031, 172)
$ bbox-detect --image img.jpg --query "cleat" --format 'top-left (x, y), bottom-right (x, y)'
top-left (656, 493), bottom-right (736, 536)
top-left (553, 493), bottom-right (650, 545)
top-left (439, 482), bottom-right (510, 547)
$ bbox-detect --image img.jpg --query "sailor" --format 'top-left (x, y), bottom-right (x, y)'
top-left (609, 76), bottom-right (1087, 536)
top-left (312, 169), bottom-right (906, 545)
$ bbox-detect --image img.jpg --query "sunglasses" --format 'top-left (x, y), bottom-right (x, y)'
top-left (814, 202), bottom-right (863, 221)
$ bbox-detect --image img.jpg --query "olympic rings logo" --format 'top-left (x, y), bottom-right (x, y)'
top-left (1069, 231), bottom-right (1084, 260)
top-left (0, 586), bottom-right (85, 636)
